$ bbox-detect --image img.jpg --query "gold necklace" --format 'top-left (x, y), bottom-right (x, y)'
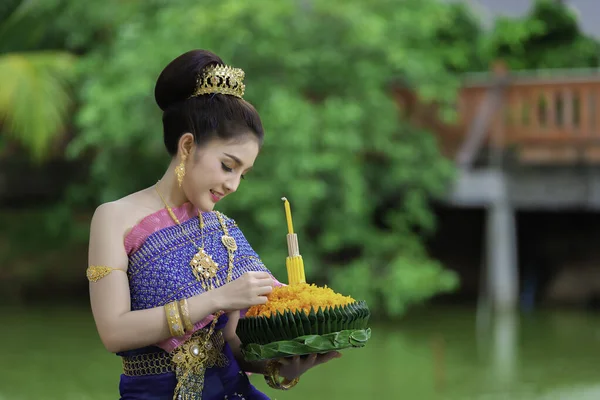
top-left (154, 184), bottom-right (236, 290)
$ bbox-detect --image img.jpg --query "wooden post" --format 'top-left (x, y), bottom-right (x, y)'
top-left (486, 174), bottom-right (518, 313)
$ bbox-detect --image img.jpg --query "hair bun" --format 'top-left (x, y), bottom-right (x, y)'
top-left (154, 50), bottom-right (224, 111)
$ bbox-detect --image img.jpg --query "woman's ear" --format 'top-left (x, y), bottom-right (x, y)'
top-left (177, 133), bottom-right (195, 160)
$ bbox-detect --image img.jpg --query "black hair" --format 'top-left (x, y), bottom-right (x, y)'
top-left (154, 49), bottom-right (264, 156)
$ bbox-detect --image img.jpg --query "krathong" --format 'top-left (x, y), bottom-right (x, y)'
top-left (236, 198), bottom-right (372, 361)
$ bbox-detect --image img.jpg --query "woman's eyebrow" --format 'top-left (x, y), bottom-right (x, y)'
top-left (224, 153), bottom-right (253, 171)
top-left (223, 153), bottom-right (243, 165)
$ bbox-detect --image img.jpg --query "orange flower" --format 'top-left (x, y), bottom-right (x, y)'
top-left (246, 283), bottom-right (355, 318)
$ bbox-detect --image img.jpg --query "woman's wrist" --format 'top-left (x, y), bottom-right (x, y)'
top-left (264, 360), bottom-right (299, 390)
top-left (236, 358), bottom-right (268, 375)
top-left (188, 290), bottom-right (222, 321)
top-left (254, 360), bottom-right (269, 375)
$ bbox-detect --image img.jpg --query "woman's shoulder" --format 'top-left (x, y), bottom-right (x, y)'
top-left (88, 192), bottom-right (157, 270)
top-left (91, 189), bottom-right (160, 240)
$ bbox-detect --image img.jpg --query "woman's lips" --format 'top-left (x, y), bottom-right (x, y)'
top-left (210, 190), bottom-right (223, 202)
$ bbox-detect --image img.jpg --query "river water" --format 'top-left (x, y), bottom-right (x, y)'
top-left (1, 305), bottom-right (599, 399)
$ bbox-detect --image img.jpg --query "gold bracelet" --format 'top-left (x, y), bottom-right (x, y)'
top-left (178, 298), bottom-right (194, 333)
top-left (164, 301), bottom-right (185, 337)
top-left (264, 360), bottom-right (299, 390)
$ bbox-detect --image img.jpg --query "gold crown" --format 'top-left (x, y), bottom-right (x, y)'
top-left (192, 64), bottom-right (245, 99)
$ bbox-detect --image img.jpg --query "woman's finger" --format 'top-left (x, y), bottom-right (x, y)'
top-left (256, 285), bottom-right (273, 295)
top-left (255, 276), bottom-right (275, 286)
top-left (278, 357), bottom-right (293, 366)
top-left (315, 351), bottom-right (342, 365)
top-left (300, 353), bottom-right (317, 367)
top-left (248, 271), bottom-right (271, 279)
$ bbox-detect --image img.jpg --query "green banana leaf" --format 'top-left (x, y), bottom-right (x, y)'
top-left (237, 300), bottom-right (371, 345)
top-left (241, 328), bottom-right (372, 361)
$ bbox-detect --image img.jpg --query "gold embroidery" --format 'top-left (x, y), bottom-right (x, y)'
top-left (154, 182), bottom-right (238, 400)
top-left (122, 352), bottom-right (173, 376)
top-left (121, 329), bottom-right (227, 377)
top-left (86, 266), bottom-right (125, 282)
top-left (154, 184), bottom-right (221, 290)
top-left (127, 217), bottom-right (238, 277)
top-left (171, 211), bottom-right (236, 399)
top-left (171, 330), bottom-right (228, 397)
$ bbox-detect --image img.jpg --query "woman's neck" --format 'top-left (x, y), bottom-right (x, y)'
top-left (155, 161), bottom-right (189, 208)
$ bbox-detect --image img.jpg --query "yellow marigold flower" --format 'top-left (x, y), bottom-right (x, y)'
top-left (246, 283), bottom-right (355, 318)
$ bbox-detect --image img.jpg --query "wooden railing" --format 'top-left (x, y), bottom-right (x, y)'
top-left (396, 67), bottom-right (600, 164)
top-left (467, 74), bottom-right (600, 163)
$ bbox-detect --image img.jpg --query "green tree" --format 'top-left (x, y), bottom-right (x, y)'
top-left (67, 0), bottom-right (461, 316)
top-left (484, 0), bottom-right (600, 70)
top-left (434, 1), bottom-right (487, 73)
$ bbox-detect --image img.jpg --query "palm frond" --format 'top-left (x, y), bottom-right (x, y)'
top-left (0, 50), bottom-right (77, 160)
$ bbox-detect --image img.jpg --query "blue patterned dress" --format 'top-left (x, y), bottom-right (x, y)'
top-left (117, 207), bottom-right (273, 400)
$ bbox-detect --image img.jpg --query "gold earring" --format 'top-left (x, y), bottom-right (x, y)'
top-left (175, 154), bottom-right (187, 187)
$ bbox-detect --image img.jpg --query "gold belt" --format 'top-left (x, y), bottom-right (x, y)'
top-left (122, 329), bottom-right (227, 377)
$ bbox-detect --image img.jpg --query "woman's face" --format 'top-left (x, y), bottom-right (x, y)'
top-left (182, 135), bottom-right (259, 211)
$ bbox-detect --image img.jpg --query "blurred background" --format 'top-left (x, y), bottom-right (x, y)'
top-left (2, 0), bottom-right (600, 398)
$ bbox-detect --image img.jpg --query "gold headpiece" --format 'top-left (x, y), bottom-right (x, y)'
top-left (192, 64), bottom-right (245, 99)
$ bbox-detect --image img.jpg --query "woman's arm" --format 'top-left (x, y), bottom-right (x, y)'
top-left (88, 202), bottom-right (221, 353)
top-left (224, 310), bottom-right (268, 374)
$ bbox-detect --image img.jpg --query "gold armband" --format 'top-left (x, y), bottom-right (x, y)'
top-left (164, 301), bottom-right (185, 337)
top-left (86, 266), bottom-right (126, 282)
top-left (178, 299), bottom-right (194, 333)
top-left (264, 360), bottom-right (299, 390)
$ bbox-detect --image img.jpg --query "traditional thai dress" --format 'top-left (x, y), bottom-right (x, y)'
top-left (117, 203), bottom-right (275, 400)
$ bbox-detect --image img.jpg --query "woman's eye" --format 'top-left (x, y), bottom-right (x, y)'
top-left (221, 162), bottom-right (233, 172)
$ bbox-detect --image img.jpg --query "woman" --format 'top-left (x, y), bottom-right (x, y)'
top-left (86, 49), bottom-right (340, 400)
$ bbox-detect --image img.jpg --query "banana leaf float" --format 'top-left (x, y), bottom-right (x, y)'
top-left (236, 283), bottom-right (371, 361)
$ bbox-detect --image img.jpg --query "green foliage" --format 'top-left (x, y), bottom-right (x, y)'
top-left (0, 0), bottom-right (77, 161)
top-left (434, 2), bottom-right (487, 73)
top-left (64, 0), bottom-right (461, 316)
top-left (0, 51), bottom-right (76, 160)
top-left (4, 0), bottom-right (597, 312)
top-left (483, 0), bottom-right (600, 70)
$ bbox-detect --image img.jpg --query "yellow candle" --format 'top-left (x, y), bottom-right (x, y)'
top-left (281, 197), bottom-right (306, 284)
top-left (286, 256), bottom-right (306, 285)
top-left (281, 197), bottom-right (294, 235)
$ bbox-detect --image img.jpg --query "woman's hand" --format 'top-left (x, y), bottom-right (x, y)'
top-left (278, 352), bottom-right (343, 381)
top-left (212, 271), bottom-right (275, 311)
